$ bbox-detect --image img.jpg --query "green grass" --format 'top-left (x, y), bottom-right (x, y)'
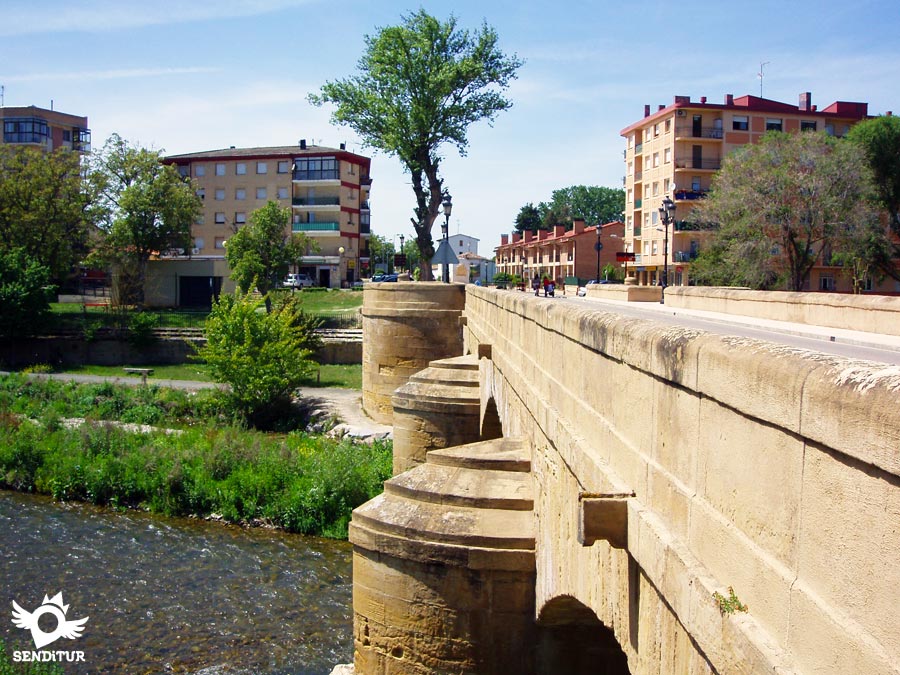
top-left (0, 641), bottom-right (63, 675)
top-left (275, 288), bottom-right (363, 314)
top-left (43, 363), bottom-right (362, 389)
top-left (0, 374), bottom-right (391, 539)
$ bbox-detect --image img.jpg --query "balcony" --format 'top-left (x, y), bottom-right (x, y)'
top-left (635, 143), bottom-right (643, 154)
top-left (292, 196), bottom-right (340, 206)
top-left (634, 171), bottom-right (643, 181)
top-left (292, 170), bottom-right (339, 181)
top-left (674, 250), bottom-right (699, 262)
top-left (633, 254), bottom-right (643, 265)
top-left (673, 189), bottom-right (709, 201)
top-left (292, 222), bottom-right (340, 233)
top-left (674, 125), bottom-right (724, 140)
top-left (674, 157), bottom-right (721, 171)
top-left (634, 199), bottom-right (643, 209)
top-left (634, 226), bottom-right (642, 237)
top-left (674, 220), bottom-right (718, 232)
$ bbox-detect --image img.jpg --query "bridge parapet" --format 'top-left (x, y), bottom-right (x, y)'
top-left (463, 286), bottom-right (900, 675)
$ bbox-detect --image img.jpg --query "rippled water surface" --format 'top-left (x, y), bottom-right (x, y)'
top-left (0, 491), bottom-right (353, 674)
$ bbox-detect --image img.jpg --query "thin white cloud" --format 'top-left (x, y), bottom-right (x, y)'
top-left (0, 0), bottom-right (318, 37)
top-left (0, 67), bottom-right (220, 83)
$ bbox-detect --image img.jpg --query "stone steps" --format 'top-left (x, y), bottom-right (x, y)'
top-left (386, 464), bottom-right (533, 511)
top-left (428, 437), bottom-right (532, 473)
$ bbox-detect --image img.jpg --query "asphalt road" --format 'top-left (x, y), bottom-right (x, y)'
top-left (563, 294), bottom-right (900, 366)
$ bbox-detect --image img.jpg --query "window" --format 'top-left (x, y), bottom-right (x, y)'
top-left (277, 160), bottom-right (290, 174)
top-left (825, 124), bottom-right (835, 136)
top-left (197, 188), bottom-right (205, 200)
top-left (664, 119), bottom-right (671, 133)
top-left (627, 189), bottom-right (633, 204)
top-left (292, 156), bottom-right (339, 180)
top-left (256, 162), bottom-right (268, 174)
top-left (194, 237), bottom-right (205, 250)
top-left (178, 166), bottom-right (189, 178)
top-left (653, 152), bottom-right (660, 167)
top-left (664, 148), bottom-right (671, 164)
top-left (214, 237), bottom-right (226, 249)
top-left (654, 123), bottom-right (660, 137)
top-left (215, 163), bottom-right (225, 176)
top-left (819, 275), bottom-right (835, 291)
top-left (235, 188), bottom-right (246, 200)
top-left (62, 130), bottom-right (72, 142)
top-left (692, 176), bottom-right (701, 192)
top-left (235, 212), bottom-right (247, 224)
top-left (256, 187), bottom-right (267, 200)
top-left (651, 210), bottom-right (659, 225)
top-left (663, 178), bottom-right (670, 194)
top-left (766, 118), bottom-right (783, 132)
top-left (215, 212), bottom-right (225, 224)
top-left (277, 187), bottom-right (289, 199)
top-left (3, 117), bottom-right (50, 144)
top-left (645, 129), bottom-right (652, 142)
top-left (652, 182), bottom-right (659, 197)
top-left (215, 188), bottom-right (225, 201)
top-left (652, 241), bottom-right (659, 255)
top-left (236, 163), bottom-right (247, 175)
top-left (732, 115), bottom-right (749, 131)
top-left (801, 120), bottom-right (817, 132)
top-left (196, 165), bottom-right (206, 177)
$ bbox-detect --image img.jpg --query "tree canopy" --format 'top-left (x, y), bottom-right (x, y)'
top-left (846, 115), bottom-right (900, 271)
top-left (89, 134), bottom-right (201, 304)
top-left (690, 131), bottom-right (886, 291)
top-left (0, 248), bottom-right (54, 339)
top-left (514, 186), bottom-right (625, 233)
top-left (0, 145), bottom-right (94, 281)
top-left (311, 10), bottom-right (522, 279)
top-left (225, 201), bottom-right (318, 310)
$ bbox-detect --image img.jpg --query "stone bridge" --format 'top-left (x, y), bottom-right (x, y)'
top-left (351, 283), bottom-right (900, 675)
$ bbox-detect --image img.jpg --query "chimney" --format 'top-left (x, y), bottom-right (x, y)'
top-left (644, 104), bottom-right (651, 117)
top-left (811, 105), bottom-right (817, 112)
top-left (501, 234), bottom-right (509, 245)
top-left (512, 232), bottom-right (521, 243)
top-left (799, 92), bottom-right (812, 112)
top-left (523, 231), bottom-right (533, 242)
top-left (554, 225), bottom-right (565, 238)
top-left (725, 94), bottom-right (734, 106)
top-left (340, 142), bottom-right (346, 150)
top-left (700, 96), bottom-right (707, 104)
top-left (572, 218), bottom-right (585, 234)
top-left (300, 139), bottom-right (307, 149)
top-left (658, 104), bottom-right (665, 111)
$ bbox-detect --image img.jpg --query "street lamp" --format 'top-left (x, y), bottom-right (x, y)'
top-left (658, 195), bottom-right (676, 304)
top-left (594, 222), bottom-right (603, 282)
top-left (441, 193), bottom-right (453, 283)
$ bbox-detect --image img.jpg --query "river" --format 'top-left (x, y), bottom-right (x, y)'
top-left (0, 491), bottom-right (353, 674)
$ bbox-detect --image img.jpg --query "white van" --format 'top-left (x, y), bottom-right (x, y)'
top-left (284, 273), bottom-right (314, 288)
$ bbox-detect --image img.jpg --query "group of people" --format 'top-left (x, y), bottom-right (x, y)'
top-left (532, 274), bottom-right (556, 297)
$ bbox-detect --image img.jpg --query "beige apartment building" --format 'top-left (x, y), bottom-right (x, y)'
top-left (621, 92), bottom-right (872, 289)
top-left (1, 105), bottom-right (91, 153)
top-left (160, 142), bottom-right (371, 306)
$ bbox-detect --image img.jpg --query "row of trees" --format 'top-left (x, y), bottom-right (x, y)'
top-left (689, 115), bottom-right (900, 291)
top-left (514, 185), bottom-right (625, 233)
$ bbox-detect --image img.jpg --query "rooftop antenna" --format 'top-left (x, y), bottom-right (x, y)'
top-left (758, 61), bottom-right (770, 98)
top-left (1, 85), bottom-right (4, 107)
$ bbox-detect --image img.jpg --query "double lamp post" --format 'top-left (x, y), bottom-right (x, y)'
top-left (658, 195), bottom-right (676, 304)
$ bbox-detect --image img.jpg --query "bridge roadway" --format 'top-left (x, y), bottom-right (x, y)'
top-left (570, 293), bottom-right (900, 365)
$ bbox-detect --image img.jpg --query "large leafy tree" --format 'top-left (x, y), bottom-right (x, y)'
top-left (846, 115), bottom-right (900, 273)
top-left (225, 201), bottom-right (318, 311)
top-left (311, 10), bottom-right (522, 279)
top-left (0, 145), bottom-right (95, 282)
top-left (514, 203), bottom-right (542, 233)
top-left (692, 131), bottom-right (884, 291)
top-left (90, 134), bottom-right (201, 304)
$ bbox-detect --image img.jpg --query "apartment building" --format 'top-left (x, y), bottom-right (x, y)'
top-left (160, 142), bottom-right (371, 305)
top-left (495, 219), bottom-right (626, 284)
top-left (1, 105), bottom-right (91, 153)
top-left (620, 92), bottom-right (870, 288)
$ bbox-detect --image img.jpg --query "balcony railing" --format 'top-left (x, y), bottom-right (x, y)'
top-left (674, 250), bottom-right (699, 262)
top-left (292, 196), bottom-right (340, 206)
top-left (292, 222), bottom-right (340, 232)
top-left (634, 226), bottom-right (642, 237)
top-left (634, 171), bottom-right (643, 181)
top-left (635, 143), bottom-right (643, 154)
top-left (673, 189), bottom-right (709, 201)
top-left (675, 125), bottom-right (724, 140)
top-left (674, 157), bottom-right (721, 170)
top-left (674, 220), bottom-right (718, 232)
top-left (292, 170), bottom-right (339, 181)
top-left (634, 199), bottom-right (643, 209)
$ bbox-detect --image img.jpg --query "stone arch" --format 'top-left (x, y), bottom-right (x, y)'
top-left (536, 595), bottom-right (630, 675)
top-left (481, 396), bottom-right (503, 440)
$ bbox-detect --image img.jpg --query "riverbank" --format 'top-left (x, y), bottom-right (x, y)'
top-left (0, 374), bottom-right (391, 538)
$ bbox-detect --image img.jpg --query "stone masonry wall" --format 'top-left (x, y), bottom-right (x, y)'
top-left (462, 285), bottom-right (900, 675)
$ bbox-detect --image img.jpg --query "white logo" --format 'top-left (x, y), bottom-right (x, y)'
top-left (11, 592), bottom-right (89, 649)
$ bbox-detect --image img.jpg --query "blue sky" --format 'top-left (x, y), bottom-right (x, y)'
top-left (2, 0), bottom-right (898, 253)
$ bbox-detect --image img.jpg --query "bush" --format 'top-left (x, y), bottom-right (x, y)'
top-left (194, 290), bottom-right (319, 428)
top-left (0, 249), bottom-right (55, 339)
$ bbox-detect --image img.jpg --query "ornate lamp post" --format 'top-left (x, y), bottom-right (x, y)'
top-left (595, 222), bottom-right (603, 282)
top-left (658, 196), bottom-right (676, 304)
top-left (441, 193), bottom-right (453, 283)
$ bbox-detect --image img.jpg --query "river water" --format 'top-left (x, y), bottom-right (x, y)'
top-left (0, 491), bottom-right (353, 674)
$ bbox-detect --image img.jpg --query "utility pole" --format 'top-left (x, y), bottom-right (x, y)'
top-left (758, 61), bottom-right (770, 98)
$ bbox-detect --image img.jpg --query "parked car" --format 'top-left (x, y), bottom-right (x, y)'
top-left (576, 279), bottom-right (623, 296)
top-left (284, 273), bottom-right (314, 289)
